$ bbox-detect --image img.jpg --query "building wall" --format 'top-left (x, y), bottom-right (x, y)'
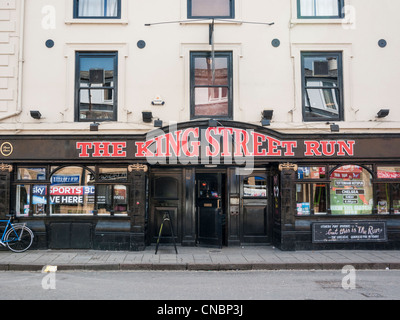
top-left (0, 0), bottom-right (399, 135)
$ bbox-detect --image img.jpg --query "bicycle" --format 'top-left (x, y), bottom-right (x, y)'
top-left (0, 215), bottom-right (34, 253)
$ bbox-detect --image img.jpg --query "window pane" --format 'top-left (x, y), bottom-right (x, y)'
top-left (300, 0), bottom-right (340, 17)
top-left (98, 168), bottom-right (128, 181)
top-left (316, 0), bottom-right (339, 16)
top-left (243, 176), bottom-right (267, 197)
top-left (16, 185), bottom-right (30, 217)
top-left (304, 56), bottom-right (338, 78)
top-left (79, 89), bottom-right (115, 121)
top-left (194, 57), bottom-right (228, 86)
top-left (302, 53), bottom-right (341, 121)
top-left (32, 185), bottom-right (47, 215)
top-left (297, 166), bottom-right (326, 179)
top-left (330, 165), bottom-right (373, 215)
top-left (393, 184), bottom-right (400, 214)
top-left (154, 177), bottom-right (178, 199)
top-left (376, 184), bottom-right (390, 215)
top-left (296, 183), bottom-right (327, 215)
top-left (377, 167), bottom-right (400, 179)
top-left (77, 53), bottom-right (117, 121)
top-left (78, 0), bottom-right (119, 17)
top-left (80, 57), bottom-right (115, 87)
top-left (191, 0), bottom-right (232, 17)
top-left (17, 168), bottom-right (46, 180)
top-left (305, 88), bottom-right (340, 117)
top-left (194, 87), bottom-right (229, 116)
top-left (50, 167), bottom-right (94, 215)
top-left (97, 185), bottom-right (128, 214)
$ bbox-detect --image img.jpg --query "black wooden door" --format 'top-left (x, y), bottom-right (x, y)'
top-left (240, 173), bottom-right (270, 244)
top-left (196, 173), bottom-right (225, 247)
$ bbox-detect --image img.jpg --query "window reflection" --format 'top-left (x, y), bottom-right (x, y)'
top-left (302, 53), bottom-right (342, 121)
top-left (77, 53), bottom-right (117, 122)
top-left (243, 176), bottom-right (267, 198)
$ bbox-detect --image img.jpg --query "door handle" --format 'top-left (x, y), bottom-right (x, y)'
top-left (217, 199), bottom-right (221, 209)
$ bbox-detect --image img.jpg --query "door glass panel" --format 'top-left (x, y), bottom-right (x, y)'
top-left (243, 176), bottom-right (267, 198)
top-left (154, 177), bottom-right (178, 199)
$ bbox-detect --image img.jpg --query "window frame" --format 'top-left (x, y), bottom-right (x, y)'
top-left (301, 51), bottom-right (344, 122)
top-left (187, 0), bottom-right (235, 19)
top-left (75, 51), bottom-right (119, 122)
top-left (297, 0), bottom-right (345, 19)
top-left (73, 0), bottom-right (122, 19)
top-left (13, 165), bottom-right (131, 217)
top-left (190, 51), bottom-right (233, 120)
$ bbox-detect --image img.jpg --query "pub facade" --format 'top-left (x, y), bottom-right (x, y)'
top-left (1, 120), bottom-right (400, 250)
top-left (1, 0), bottom-right (400, 250)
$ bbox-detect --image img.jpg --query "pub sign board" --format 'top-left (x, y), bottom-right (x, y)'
top-left (1, 121), bottom-right (400, 162)
top-left (312, 221), bottom-right (387, 243)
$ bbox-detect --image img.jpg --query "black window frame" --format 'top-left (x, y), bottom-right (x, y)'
top-left (75, 51), bottom-right (118, 123)
top-left (190, 51), bottom-right (233, 120)
top-left (73, 0), bottom-right (122, 19)
top-left (187, 0), bottom-right (235, 19)
top-left (301, 51), bottom-right (344, 122)
top-left (297, 0), bottom-right (345, 19)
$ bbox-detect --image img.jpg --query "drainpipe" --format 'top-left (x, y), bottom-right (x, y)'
top-left (0, 0), bottom-right (25, 121)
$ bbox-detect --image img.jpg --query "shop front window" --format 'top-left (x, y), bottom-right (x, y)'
top-left (50, 166), bottom-right (95, 215)
top-left (296, 166), bottom-right (327, 215)
top-left (97, 185), bottom-right (128, 215)
top-left (296, 183), bottom-right (327, 215)
top-left (376, 167), bottom-right (400, 215)
top-left (330, 165), bottom-right (373, 215)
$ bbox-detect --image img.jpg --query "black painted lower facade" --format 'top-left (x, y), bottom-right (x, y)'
top-left (1, 120), bottom-right (400, 251)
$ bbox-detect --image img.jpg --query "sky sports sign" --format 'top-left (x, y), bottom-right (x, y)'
top-left (33, 185), bottom-right (94, 205)
top-left (75, 127), bottom-right (355, 170)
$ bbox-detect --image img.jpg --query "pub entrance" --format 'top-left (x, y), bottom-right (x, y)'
top-left (196, 172), bottom-right (227, 248)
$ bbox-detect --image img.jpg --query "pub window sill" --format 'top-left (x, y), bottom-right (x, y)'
top-left (65, 19), bottom-right (129, 25)
top-left (290, 18), bottom-right (347, 25)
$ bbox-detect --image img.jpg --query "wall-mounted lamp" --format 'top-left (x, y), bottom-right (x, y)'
top-left (90, 122), bottom-right (99, 132)
top-left (154, 119), bottom-right (163, 128)
top-left (30, 110), bottom-right (42, 120)
top-left (142, 112), bottom-right (153, 123)
top-left (261, 110), bottom-right (274, 126)
top-left (377, 109), bottom-right (390, 118)
top-left (330, 124), bottom-right (340, 132)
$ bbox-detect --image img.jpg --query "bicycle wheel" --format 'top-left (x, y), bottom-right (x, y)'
top-left (5, 225), bottom-right (34, 253)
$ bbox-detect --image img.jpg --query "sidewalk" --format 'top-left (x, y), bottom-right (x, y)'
top-left (1, 246), bottom-right (400, 271)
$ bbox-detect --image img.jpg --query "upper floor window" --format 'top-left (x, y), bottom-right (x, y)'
top-left (74, 0), bottom-right (121, 19)
top-left (75, 52), bottom-right (118, 122)
top-left (301, 52), bottom-right (343, 122)
top-left (188, 0), bottom-right (235, 19)
top-left (190, 51), bottom-right (233, 120)
top-left (298, 0), bottom-right (344, 19)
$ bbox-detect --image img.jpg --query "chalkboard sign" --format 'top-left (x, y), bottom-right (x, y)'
top-left (312, 221), bottom-right (387, 243)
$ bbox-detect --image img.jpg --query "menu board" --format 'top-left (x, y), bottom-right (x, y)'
top-left (312, 221), bottom-right (387, 243)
